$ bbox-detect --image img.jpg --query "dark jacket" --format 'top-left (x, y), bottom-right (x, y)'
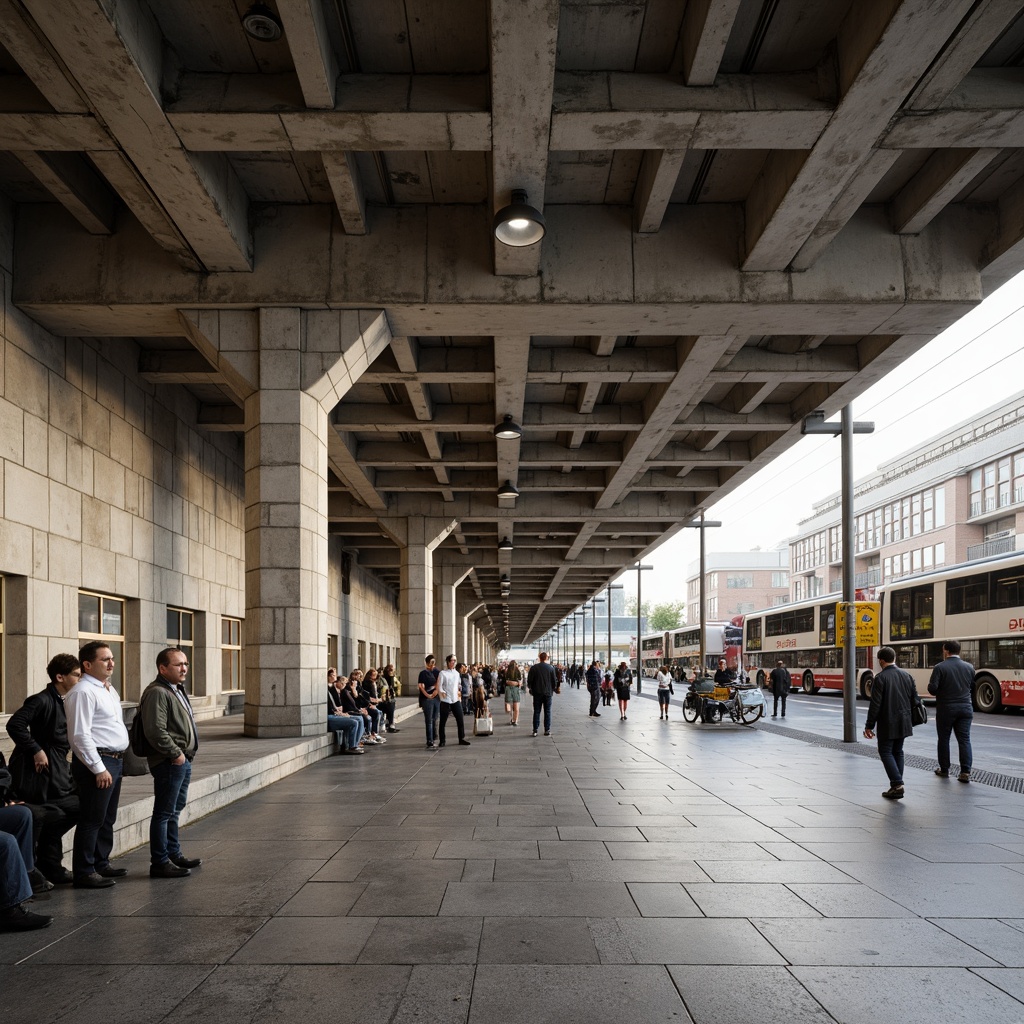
top-left (140, 677), bottom-right (199, 767)
top-left (527, 661), bottom-right (556, 699)
top-left (769, 666), bottom-right (791, 697)
top-left (714, 668), bottom-right (736, 686)
top-left (866, 664), bottom-right (920, 739)
top-left (927, 656), bottom-right (975, 709)
top-left (6, 683), bottom-right (74, 803)
top-left (585, 665), bottom-right (602, 691)
top-left (418, 668), bottom-right (440, 705)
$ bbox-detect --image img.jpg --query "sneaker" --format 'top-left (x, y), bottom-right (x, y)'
top-left (882, 786), bottom-right (905, 800)
top-left (544, 731), bottom-right (551, 736)
top-left (532, 731), bottom-right (538, 737)
top-left (0, 904), bottom-right (53, 932)
top-left (934, 768), bottom-right (949, 777)
top-left (958, 772), bottom-right (971, 783)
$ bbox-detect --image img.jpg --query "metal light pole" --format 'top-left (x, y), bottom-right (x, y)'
top-left (802, 407), bottom-right (875, 743)
top-left (592, 596), bottom-right (605, 663)
top-left (682, 517), bottom-right (721, 677)
top-left (581, 603), bottom-right (591, 665)
top-left (606, 583), bottom-right (623, 669)
top-left (634, 563), bottom-right (653, 689)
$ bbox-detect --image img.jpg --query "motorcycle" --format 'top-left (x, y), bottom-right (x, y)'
top-left (681, 677), bottom-right (765, 725)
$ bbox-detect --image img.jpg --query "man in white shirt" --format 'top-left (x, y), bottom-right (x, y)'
top-left (437, 655), bottom-right (470, 748)
top-left (65, 642), bottom-right (130, 889)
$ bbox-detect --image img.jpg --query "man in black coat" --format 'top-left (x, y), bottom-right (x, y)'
top-left (864, 646), bottom-right (922, 800)
top-left (928, 639), bottom-right (974, 782)
top-left (5, 654), bottom-right (82, 885)
top-left (585, 661), bottom-right (602, 717)
top-left (769, 660), bottom-right (791, 718)
top-left (527, 651), bottom-right (557, 736)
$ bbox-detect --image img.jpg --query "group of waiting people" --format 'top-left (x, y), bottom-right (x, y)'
top-left (1, 643), bottom-right (202, 933)
top-left (326, 665), bottom-right (402, 754)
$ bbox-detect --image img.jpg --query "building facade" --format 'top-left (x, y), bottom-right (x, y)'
top-left (686, 551), bottom-right (790, 624)
top-left (789, 393), bottom-right (1024, 600)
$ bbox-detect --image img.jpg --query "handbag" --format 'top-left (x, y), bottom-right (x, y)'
top-left (911, 700), bottom-right (928, 726)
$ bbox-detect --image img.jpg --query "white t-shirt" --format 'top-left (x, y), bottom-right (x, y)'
top-left (438, 668), bottom-right (462, 703)
top-left (656, 671), bottom-right (673, 690)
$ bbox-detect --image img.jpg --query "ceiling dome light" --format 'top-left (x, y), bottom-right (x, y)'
top-left (497, 480), bottom-right (520, 499)
top-left (498, 537), bottom-right (513, 551)
top-left (493, 190), bottom-right (546, 247)
top-left (242, 4), bottom-right (283, 41)
top-left (493, 414), bottom-right (523, 440)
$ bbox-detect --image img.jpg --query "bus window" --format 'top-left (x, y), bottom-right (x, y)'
top-left (819, 602), bottom-right (836, 646)
top-left (912, 586), bottom-right (934, 637)
top-left (766, 607), bottom-right (814, 637)
top-left (991, 566), bottom-right (1024, 609)
top-left (946, 572), bottom-right (988, 615)
top-left (890, 584), bottom-right (933, 640)
top-left (980, 639), bottom-right (1024, 669)
top-left (894, 645), bottom-right (921, 669)
top-left (745, 618), bottom-right (762, 651)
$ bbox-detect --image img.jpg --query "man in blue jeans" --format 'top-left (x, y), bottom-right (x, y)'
top-left (140, 647), bottom-right (202, 878)
top-left (928, 639), bottom-right (974, 783)
top-left (0, 804), bottom-right (52, 931)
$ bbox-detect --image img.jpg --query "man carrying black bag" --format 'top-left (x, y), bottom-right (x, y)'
top-left (864, 647), bottom-right (924, 800)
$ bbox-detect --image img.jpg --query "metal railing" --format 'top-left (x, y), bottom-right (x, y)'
top-left (967, 536), bottom-right (1017, 560)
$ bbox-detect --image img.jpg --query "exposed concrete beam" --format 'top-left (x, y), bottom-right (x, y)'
top-left (742, 0), bottom-right (976, 272)
top-left (328, 430), bottom-right (387, 512)
top-left (651, 441), bottom-right (751, 466)
top-left (138, 350), bottom-right (225, 385)
top-left (634, 149), bottom-right (687, 233)
top-left (22, 0), bottom-right (252, 272)
top-left (890, 148), bottom-right (1000, 235)
top-left (277, 0), bottom-right (338, 109)
top-left (197, 404), bottom-right (244, 430)
top-left (332, 403), bottom-right (649, 432)
top-left (0, 0), bottom-right (86, 111)
top-left (493, 334), bottom-right (531, 497)
top-left (679, 0), bottom-right (744, 86)
top-left (14, 150), bottom-right (114, 235)
top-left (490, 0), bottom-right (559, 276)
top-left (322, 152), bottom-right (367, 235)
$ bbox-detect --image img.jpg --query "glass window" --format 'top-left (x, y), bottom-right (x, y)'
top-left (980, 638), bottom-right (1024, 670)
top-left (78, 590), bottom-right (126, 694)
top-left (889, 584), bottom-right (934, 640)
top-left (991, 566), bottom-right (1024, 609)
top-left (222, 617), bottom-right (243, 690)
top-left (167, 608), bottom-right (195, 693)
top-left (766, 606), bottom-right (815, 637)
top-left (771, 572), bottom-right (788, 588)
top-left (726, 575), bottom-right (753, 588)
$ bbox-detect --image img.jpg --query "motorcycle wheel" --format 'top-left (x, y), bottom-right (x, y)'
top-left (740, 704), bottom-right (763, 724)
top-left (682, 697), bottom-right (699, 723)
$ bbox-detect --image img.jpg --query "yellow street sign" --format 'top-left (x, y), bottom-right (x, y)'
top-left (836, 601), bottom-right (881, 646)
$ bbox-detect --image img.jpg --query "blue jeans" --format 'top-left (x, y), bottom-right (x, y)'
top-left (936, 706), bottom-right (973, 772)
top-left (877, 736), bottom-right (905, 787)
top-left (422, 697), bottom-right (440, 744)
top-left (0, 805), bottom-right (34, 910)
top-left (532, 695), bottom-right (552, 734)
top-left (150, 759), bottom-right (191, 865)
top-left (71, 753), bottom-right (123, 877)
top-left (328, 714), bottom-right (363, 750)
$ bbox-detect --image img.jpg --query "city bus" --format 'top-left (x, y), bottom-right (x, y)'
top-left (881, 551), bottom-right (1024, 712)
top-left (641, 621), bottom-right (742, 677)
top-left (742, 598), bottom-right (875, 697)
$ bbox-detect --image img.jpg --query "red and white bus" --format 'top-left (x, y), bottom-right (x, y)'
top-left (641, 620), bottom-right (743, 676)
top-left (743, 551), bottom-right (1024, 711)
top-left (742, 599), bottom-right (875, 697)
top-left (882, 551), bottom-right (1024, 712)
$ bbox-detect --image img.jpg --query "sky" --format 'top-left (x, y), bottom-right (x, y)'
top-left (613, 270), bottom-right (1024, 609)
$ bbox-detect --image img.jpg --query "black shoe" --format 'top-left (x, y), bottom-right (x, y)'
top-left (150, 861), bottom-right (191, 878)
top-left (74, 873), bottom-right (115, 889)
top-left (544, 731), bottom-right (551, 736)
top-left (438, 741), bottom-right (446, 747)
top-left (29, 868), bottom-right (54, 894)
top-left (97, 866), bottom-right (128, 878)
top-left (0, 904), bottom-right (53, 932)
top-left (935, 768), bottom-right (949, 777)
top-left (882, 786), bottom-right (905, 800)
top-left (532, 731), bottom-right (538, 737)
top-left (458, 739), bottom-right (471, 745)
top-left (170, 854), bottom-right (203, 869)
top-left (44, 868), bottom-right (74, 885)
top-left (958, 772), bottom-right (971, 783)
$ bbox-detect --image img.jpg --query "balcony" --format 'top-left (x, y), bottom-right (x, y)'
top-left (967, 535), bottom-right (1017, 560)
top-left (829, 567), bottom-right (881, 592)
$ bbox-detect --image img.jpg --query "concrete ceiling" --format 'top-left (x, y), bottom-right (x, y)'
top-left (4, 0), bottom-right (1024, 647)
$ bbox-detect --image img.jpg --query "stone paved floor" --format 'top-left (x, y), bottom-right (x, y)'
top-left (4, 687), bottom-right (1024, 1024)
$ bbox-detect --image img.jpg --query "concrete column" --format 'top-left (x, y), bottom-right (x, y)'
top-left (191, 307), bottom-right (393, 737)
top-left (434, 561), bottom-right (471, 659)
top-left (456, 595), bottom-right (484, 665)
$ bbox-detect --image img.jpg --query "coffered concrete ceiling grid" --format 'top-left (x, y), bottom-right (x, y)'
top-left (4, 0), bottom-right (1024, 645)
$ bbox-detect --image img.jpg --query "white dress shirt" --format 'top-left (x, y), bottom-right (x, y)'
top-left (65, 672), bottom-right (130, 773)
top-left (438, 668), bottom-right (462, 704)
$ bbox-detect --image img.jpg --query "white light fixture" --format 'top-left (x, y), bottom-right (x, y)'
top-left (493, 414), bottom-right (523, 440)
top-left (497, 480), bottom-right (519, 499)
top-left (493, 190), bottom-right (546, 247)
top-left (242, 4), bottom-right (283, 40)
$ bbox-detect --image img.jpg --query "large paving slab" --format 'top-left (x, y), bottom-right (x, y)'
top-left (5, 687), bottom-right (1024, 1023)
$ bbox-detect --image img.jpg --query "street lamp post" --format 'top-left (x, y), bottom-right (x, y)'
top-left (592, 596), bottom-right (605, 664)
top-left (682, 517), bottom-right (722, 677)
top-left (634, 563), bottom-right (653, 691)
top-left (802, 407), bottom-right (875, 743)
top-left (606, 583), bottom-right (623, 671)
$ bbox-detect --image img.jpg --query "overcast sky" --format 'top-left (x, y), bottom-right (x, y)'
top-left (614, 271), bottom-right (1024, 609)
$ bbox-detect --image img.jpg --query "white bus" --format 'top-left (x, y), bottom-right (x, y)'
top-left (882, 551), bottom-right (1024, 712)
top-left (742, 598), bottom-right (875, 697)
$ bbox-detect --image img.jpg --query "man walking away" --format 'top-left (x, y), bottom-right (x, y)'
top-left (65, 642), bottom-right (130, 889)
top-left (864, 647), bottom-right (923, 800)
top-left (769, 660), bottom-right (791, 718)
top-left (527, 651), bottom-right (557, 736)
top-left (585, 661), bottom-right (602, 717)
top-left (140, 647), bottom-right (202, 877)
top-left (928, 640), bottom-right (974, 782)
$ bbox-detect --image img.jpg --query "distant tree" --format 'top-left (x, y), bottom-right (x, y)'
top-left (648, 601), bottom-right (685, 631)
top-left (624, 598), bottom-right (651, 619)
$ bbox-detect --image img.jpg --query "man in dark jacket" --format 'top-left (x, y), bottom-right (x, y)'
top-left (140, 647), bottom-right (201, 878)
top-left (928, 639), bottom-right (974, 782)
top-left (864, 647), bottom-right (922, 800)
top-left (769, 660), bottom-right (791, 718)
top-left (526, 651), bottom-right (557, 736)
top-left (5, 653), bottom-right (81, 885)
top-left (585, 661), bottom-right (602, 717)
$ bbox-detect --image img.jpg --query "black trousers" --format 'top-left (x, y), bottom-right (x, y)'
top-left (588, 688), bottom-right (600, 715)
top-left (773, 694), bottom-right (787, 716)
top-left (27, 795), bottom-right (79, 877)
top-left (440, 700), bottom-right (466, 743)
top-left (71, 754), bottom-right (123, 877)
